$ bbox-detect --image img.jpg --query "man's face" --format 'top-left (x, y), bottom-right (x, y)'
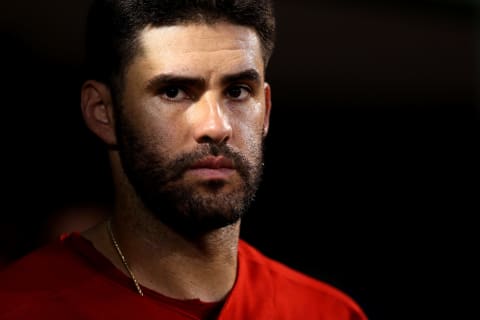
top-left (115, 22), bottom-right (271, 236)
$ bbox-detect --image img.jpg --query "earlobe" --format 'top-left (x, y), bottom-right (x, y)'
top-left (80, 80), bottom-right (117, 146)
top-left (263, 82), bottom-right (272, 137)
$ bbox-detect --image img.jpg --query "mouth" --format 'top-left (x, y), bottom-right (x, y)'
top-left (187, 156), bottom-right (235, 180)
top-left (190, 156), bottom-right (234, 170)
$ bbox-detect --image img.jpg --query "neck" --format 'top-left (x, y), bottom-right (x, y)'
top-left (84, 196), bottom-right (240, 302)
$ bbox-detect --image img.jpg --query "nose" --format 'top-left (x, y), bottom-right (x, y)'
top-left (191, 92), bottom-right (232, 144)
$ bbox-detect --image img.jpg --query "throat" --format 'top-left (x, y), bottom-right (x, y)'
top-left (106, 216), bottom-right (240, 302)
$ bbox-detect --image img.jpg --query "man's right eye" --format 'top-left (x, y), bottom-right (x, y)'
top-left (160, 86), bottom-right (189, 101)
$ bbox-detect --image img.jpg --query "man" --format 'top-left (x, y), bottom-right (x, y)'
top-left (0, 1), bottom-right (368, 319)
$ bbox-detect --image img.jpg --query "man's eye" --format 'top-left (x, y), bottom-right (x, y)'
top-left (160, 86), bottom-right (189, 101)
top-left (227, 86), bottom-right (250, 100)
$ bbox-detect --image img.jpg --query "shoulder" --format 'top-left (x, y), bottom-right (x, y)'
top-left (0, 233), bottom-right (93, 288)
top-left (0, 234), bottom-right (102, 318)
top-left (238, 239), bottom-right (368, 320)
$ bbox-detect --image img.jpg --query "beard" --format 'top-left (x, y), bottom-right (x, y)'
top-left (114, 109), bottom-right (264, 237)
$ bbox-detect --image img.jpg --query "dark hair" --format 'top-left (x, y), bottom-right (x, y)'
top-left (84, 0), bottom-right (276, 96)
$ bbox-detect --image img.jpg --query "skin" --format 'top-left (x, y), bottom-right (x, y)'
top-left (80, 22), bottom-right (271, 302)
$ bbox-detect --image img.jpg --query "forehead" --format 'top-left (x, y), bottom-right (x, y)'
top-left (128, 22), bottom-right (264, 80)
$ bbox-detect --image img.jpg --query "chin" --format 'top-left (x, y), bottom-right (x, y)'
top-left (145, 186), bottom-right (250, 237)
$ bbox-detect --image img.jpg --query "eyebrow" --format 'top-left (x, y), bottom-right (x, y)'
top-left (220, 69), bottom-right (261, 86)
top-left (145, 69), bottom-right (262, 92)
top-left (145, 74), bottom-right (206, 92)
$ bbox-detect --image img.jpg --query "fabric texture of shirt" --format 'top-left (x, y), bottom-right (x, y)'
top-left (0, 233), bottom-right (368, 320)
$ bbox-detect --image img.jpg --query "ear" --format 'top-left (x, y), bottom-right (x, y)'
top-left (262, 82), bottom-right (272, 137)
top-left (80, 80), bottom-right (117, 146)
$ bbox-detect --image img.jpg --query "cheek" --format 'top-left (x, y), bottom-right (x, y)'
top-left (132, 104), bottom-right (183, 153)
top-left (234, 105), bottom-right (265, 153)
top-left (241, 101), bottom-right (266, 132)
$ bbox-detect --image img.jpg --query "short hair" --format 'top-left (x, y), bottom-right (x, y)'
top-left (84, 0), bottom-right (276, 96)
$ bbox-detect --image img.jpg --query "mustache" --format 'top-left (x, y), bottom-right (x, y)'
top-left (165, 144), bottom-right (251, 182)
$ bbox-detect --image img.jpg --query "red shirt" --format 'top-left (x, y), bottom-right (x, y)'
top-left (0, 233), bottom-right (367, 319)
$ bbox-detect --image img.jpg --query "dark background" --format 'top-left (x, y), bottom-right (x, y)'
top-left (1, 1), bottom-right (478, 319)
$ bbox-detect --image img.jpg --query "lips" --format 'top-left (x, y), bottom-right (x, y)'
top-left (190, 156), bottom-right (234, 170)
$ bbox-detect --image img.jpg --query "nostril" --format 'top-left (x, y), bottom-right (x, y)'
top-left (197, 133), bottom-right (230, 145)
top-left (197, 135), bottom-right (215, 144)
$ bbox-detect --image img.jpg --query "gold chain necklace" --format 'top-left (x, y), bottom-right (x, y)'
top-left (107, 219), bottom-right (144, 296)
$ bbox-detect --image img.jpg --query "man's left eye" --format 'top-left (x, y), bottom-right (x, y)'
top-left (227, 86), bottom-right (250, 99)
